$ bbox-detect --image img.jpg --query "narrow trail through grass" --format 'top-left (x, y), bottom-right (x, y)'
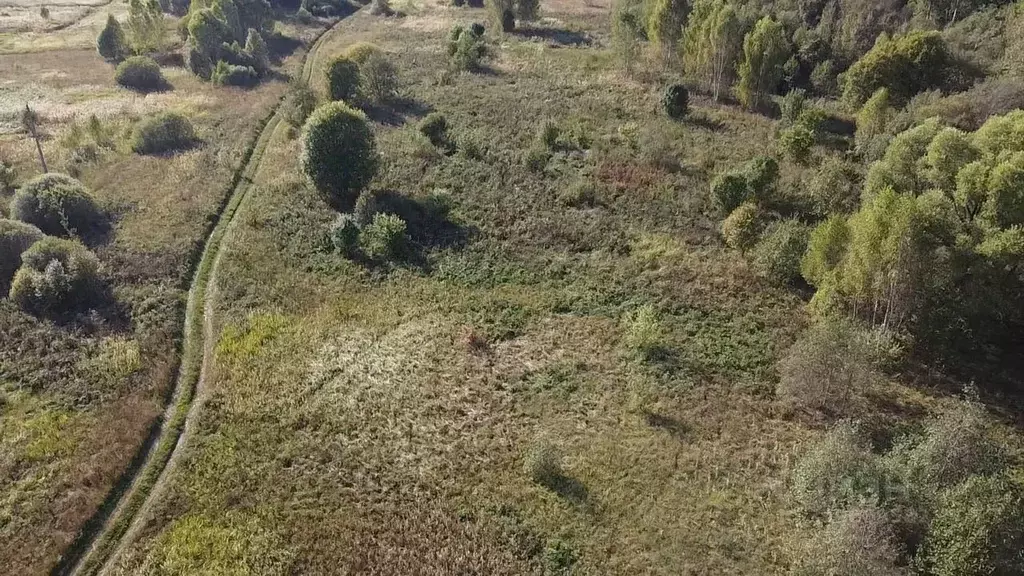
top-left (51, 17), bottom-right (344, 576)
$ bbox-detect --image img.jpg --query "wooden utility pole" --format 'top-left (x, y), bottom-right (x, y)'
top-left (21, 104), bottom-right (47, 173)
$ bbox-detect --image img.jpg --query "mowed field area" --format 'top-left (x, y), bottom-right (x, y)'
top-left (0, 6), bottom-right (329, 573)
top-left (94, 2), bottom-right (1014, 574)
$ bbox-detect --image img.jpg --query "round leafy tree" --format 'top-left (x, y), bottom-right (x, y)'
top-left (0, 219), bottom-right (44, 294)
top-left (301, 101), bottom-right (379, 211)
top-left (662, 83), bottom-right (689, 120)
top-left (9, 236), bottom-right (102, 317)
top-left (326, 56), bottom-right (361, 101)
top-left (10, 173), bottom-right (102, 237)
top-left (115, 56), bottom-right (165, 92)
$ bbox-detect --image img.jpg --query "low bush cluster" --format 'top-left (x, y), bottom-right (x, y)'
top-left (790, 393), bottom-right (1021, 576)
top-left (0, 219), bottom-right (44, 294)
top-left (8, 237), bottom-right (104, 317)
top-left (114, 56), bottom-right (165, 92)
top-left (130, 112), bottom-right (196, 155)
top-left (448, 24), bottom-right (487, 71)
top-left (211, 60), bottom-right (258, 87)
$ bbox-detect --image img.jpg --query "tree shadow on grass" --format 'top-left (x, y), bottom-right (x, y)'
top-left (511, 26), bottom-right (591, 46)
top-left (267, 32), bottom-right (303, 63)
top-left (539, 473), bottom-right (590, 508)
top-left (684, 112), bottom-right (725, 132)
top-left (363, 97), bottom-right (434, 127)
top-left (643, 410), bottom-right (690, 440)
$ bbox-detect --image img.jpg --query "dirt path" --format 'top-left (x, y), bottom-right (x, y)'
top-left (53, 18), bottom-right (342, 576)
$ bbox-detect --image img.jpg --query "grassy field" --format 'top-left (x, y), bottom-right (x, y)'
top-left (0, 13), bottom-right (329, 574)
top-left (94, 3), bottom-right (980, 574)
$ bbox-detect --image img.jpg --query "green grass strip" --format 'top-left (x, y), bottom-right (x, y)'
top-left (53, 19), bottom-right (342, 576)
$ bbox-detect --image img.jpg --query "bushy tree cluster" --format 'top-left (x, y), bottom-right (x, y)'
top-left (181, 0), bottom-right (272, 84)
top-left (803, 110), bottom-right (1024, 347)
top-left (8, 237), bottom-right (104, 317)
top-left (789, 395), bottom-right (1022, 576)
top-left (842, 31), bottom-right (968, 107)
top-left (682, 0), bottom-right (742, 101)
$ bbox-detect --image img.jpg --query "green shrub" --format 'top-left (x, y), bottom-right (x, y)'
top-left (750, 218), bottom-right (808, 284)
top-left (449, 25), bottom-right (487, 70)
top-left (744, 156), bottom-right (779, 202)
top-left (524, 439), bottom-right (563, 486)
top-left (711, 172), bottom-right (751, 214)
top-left (622, 304), bottom-right (666, 362)
top-left (114, 56), bottom-right (165, 92)
top-left (418, 113), bottom-right (453, 151)
top-left (470, 22), bottom-right (485, 36)
top-left (352, 188), bottom-right (386, 227)
top-left (97, 14), bottom-right (129, 62)
top-left (538, 120), bottom-right (559, 149)
top-left (329, 213), bottom-right (360, 257)
top-left (779, 88), bottom-right (806, 125)
top-left (130, 112), bottom-right (196, 155)
top-left (211, 60), bottom-right (258, 86)
top-left (343, 41), bottom-right (382, 65)
top-left (662, 83), bottom-right (688, 120)
top-left (791, 420), bottom-right (884, 516)
top-left (720, 202), bottom-right (762, 253)
top-left (301, 102), bottom-right (378, 211)
top-left (0, 219), bottom-right (44, 294)
top-left (918, 475), bottom-right (1024, 576)
top-left (791, 504), bottom-right (908, 576)
top-left (1, 158), bottom-right (16, 193)
top-left (779, 124), bottom-right (814, 164)
top-left (218, 40), bottom-right (254, 68)
top-left (777, 317), bottom-right (879, 414)
top-left (8, 237), bottom-right (102, 317)
top-left (358, 212), bottom-right (407, 260)
top-left (326, 56), bottom-right (360, 101)
top-left (10, 173), bottom-right (102, 237)
top-left (183, 41), bottom-right (213, 80)
top-left (282, 79), bottom-right (317, 128)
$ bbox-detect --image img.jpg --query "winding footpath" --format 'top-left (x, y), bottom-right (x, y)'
top-left (53, 18), bottom-right (342, 576)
